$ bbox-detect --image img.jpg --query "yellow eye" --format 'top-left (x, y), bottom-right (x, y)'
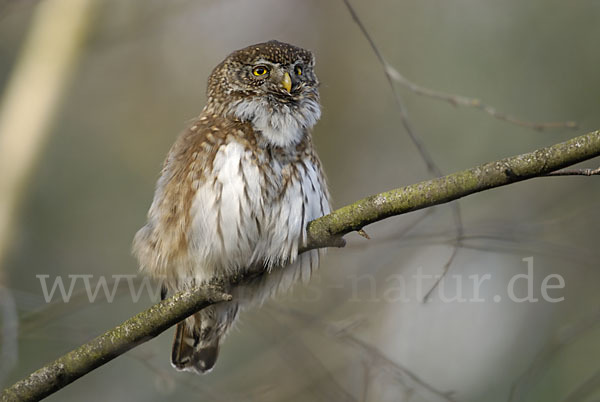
top-left (295, 66), bottom-right (302, 76)
top-left (253, 66), bottom-right (269, 76)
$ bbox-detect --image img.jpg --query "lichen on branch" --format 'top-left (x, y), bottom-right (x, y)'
top-left (304, 130), bottom-right (600, 250)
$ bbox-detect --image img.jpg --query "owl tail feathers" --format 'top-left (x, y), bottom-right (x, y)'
top-left (171, 322), bottom-right (220, 374)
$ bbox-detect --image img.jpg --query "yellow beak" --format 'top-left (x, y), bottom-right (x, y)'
top-left (282, 72), bottom-right (292, 93)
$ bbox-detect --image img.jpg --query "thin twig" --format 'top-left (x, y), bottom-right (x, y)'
top-left (340, 0), bottom-right (464, 297)
top-left (275, 307), bottom-right (457, 402)
top-left (561, 369), bottom-right (600, 402)
top-left (544, 167), bottom-right (600, 176)
top-left (341, 0), bottom-right (576, 131)
top-left (261, 309), bottom-right (360, 402)
top-left (422, 243), bottom-right (461, 302)
top-left (384, 64), bottom-right (577, 131)
top-left (340, 0), bottom-right (444, 177)
top-left (335, 327), bottom-right (457, 402)
top-left (361, 360), bottom-right (371, 402)
top-left (347, 208), bottom-right (433, 250)
top-left (509, 308), bottom-right (600, 402)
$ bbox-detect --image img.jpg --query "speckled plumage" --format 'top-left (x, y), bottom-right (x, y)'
top-left (133, 41), bottom-right (330, 373)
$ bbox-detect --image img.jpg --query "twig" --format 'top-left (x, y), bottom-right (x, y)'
top-left (2, 130), bottom-right (600, 401)
top-left (334, 327), bottom-right (457, 402)
top-left (422, 243), bottom-right (460, 302)
top-left (340, 0), bottom-right (444, 178)
top-left (340, 0), bottom-right (464, 297)
top-left (384, 64), bottom-right (577, 131)
top-left (260, 309), bottom-right (360, 402)
top-left (509, 308), bottom-right (600, 402)
top-left (544, 167), bottom-right (600, 176)
top-left (340, 0), bottom-right (576, 131)
top-left (347, 209), bottom-right (434, 250)
top-left (276, 307), bottom-right (457, 402)
top-left (561, 370), bottom-right (600, 402)
top-left (268, 306), bottom-right (454, 401)
top-left (361, 360), bottom-right (371, 402)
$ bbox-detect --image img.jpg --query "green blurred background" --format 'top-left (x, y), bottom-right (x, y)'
top-left (1, 0), bottom-right (599, 401)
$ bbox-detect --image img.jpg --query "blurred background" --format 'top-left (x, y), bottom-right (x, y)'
top-left (1, 0), bottom-right (599, 401)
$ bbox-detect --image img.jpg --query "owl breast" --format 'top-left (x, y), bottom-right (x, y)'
top-left (188, 136), bottom-right (330, 282)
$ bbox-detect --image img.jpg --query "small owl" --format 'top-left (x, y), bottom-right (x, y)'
top-left (133, 41), bottom-right (331, 373)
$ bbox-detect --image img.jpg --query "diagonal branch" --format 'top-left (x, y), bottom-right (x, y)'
top-left (1, 287), bottom-right (232, 402)
top-left (304, 130), bottom-right (600, 250)
top-left (2, 130), bottom-right (600, 402)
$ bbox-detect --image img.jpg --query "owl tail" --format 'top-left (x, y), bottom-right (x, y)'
top-left (171, 322), bottom-right (220, 374)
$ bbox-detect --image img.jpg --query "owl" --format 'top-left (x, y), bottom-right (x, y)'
top-left (133, 41), bottom-right (331, 373)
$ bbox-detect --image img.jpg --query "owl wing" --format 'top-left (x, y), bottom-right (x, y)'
top-left (132, 114), bottom-right (233, 283)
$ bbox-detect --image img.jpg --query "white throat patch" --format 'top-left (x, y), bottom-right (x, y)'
top-left (231, 97), bottom-right (321, 148)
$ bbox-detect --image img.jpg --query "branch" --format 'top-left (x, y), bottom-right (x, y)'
top-left (2, 130), bottom-right (600, 401)
top-left (1, 287), bottom-right (232, 402)
top-left (304, 130), bottom-right (600, 250)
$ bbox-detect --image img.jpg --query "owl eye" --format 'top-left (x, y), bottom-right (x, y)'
top-left (295, 66), bottom-right (303, 76)
top-left (252, 66), bottom-right (269, 76)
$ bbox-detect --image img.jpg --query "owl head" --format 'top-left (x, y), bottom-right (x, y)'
top-left (207, 41), bottom-right (322, 148)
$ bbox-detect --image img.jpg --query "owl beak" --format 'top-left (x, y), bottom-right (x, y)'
top-left (282, 72), bottom-right (292, 93)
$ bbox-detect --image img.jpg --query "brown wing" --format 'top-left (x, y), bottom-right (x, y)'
top-left (132, 113), bottom-right (240, 278)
